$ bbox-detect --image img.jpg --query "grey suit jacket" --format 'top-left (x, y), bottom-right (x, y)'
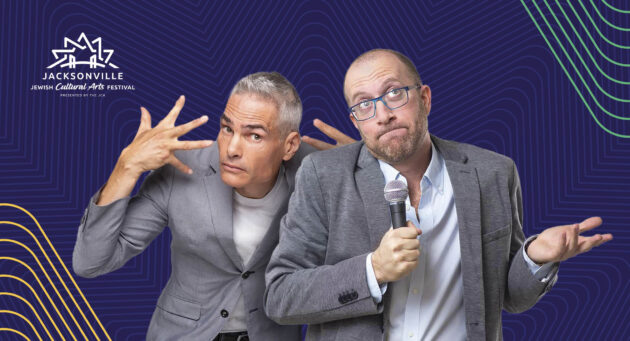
top-left (73, 143), bottom-right (311, 340)
top-left (264, 135), bottom-right (558, 341)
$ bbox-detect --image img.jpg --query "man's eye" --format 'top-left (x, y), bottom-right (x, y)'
top-left (251, 134), bottom-right (261, 141)
top-left (222, 126), bottom-right (232, 134)
top-left (358, 101), bottom-right (372, 109)
top-left (387, 88), bottom-right (402, 97)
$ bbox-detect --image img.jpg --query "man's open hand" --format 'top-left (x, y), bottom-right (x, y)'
top-left (302, 119), bottom-right (356, 150)
top-left (96, 95), bottom-right (213, 206)
top-left (120, 95), bottom-right (214, 176)
top-left (526, 216), bottom-right (613, 264)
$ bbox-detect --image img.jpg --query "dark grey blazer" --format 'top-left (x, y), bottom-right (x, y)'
top-left (264, 135), bottom-right (558, 341)
top-left (73, 143), bottom-right (312, 340)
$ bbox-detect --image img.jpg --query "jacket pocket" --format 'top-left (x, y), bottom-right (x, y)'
top-left (482, 223), bottom-right (511, 244)
top-left (156, 292), bottom-right (201, 321)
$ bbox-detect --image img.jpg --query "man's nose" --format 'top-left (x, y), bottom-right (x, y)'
top-left (227, 134), bottom-right (242, 158)
top-left (374, 99), bottom-right (394, 124)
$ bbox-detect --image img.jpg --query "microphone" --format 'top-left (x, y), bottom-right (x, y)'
top-left (384, 180), bottom-right (408, 228)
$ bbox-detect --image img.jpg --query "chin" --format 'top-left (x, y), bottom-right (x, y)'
top-left (220, 172), bottom-right (249, 189)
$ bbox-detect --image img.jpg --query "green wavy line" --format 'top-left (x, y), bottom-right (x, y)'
top-left (522, 0), bottom-right (630, 137)
top-left (602, 0), bottom-right (630, 14)
top-left (537, 1), bottom-right (630, 119)
top-left (568, 1), bottom-right (630, 65)
top-left (577, 0), bottom-right (630, 49)
top-left (555, 1), bottom-right (630, 84)
top-left (590, 0), bottom-right (630, 31)
top-left (547, 0), bottom-right (630, 101)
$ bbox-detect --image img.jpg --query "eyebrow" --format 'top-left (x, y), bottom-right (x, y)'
top-left (220, 114), bottom-right (269, 133)
top-left (243, 124), bottom-right (268, 133)
top-left (350, 78), bottom-right (403, 104)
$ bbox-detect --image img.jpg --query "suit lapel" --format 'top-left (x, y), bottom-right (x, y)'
top-left (433, 136), bottom-right (486, 330)
top-left (203, 149), bottom-right (243, 271)
top-left (355, 144), bottom-right (391, 250)
top-left (246, 143), bottom-right (320, 269)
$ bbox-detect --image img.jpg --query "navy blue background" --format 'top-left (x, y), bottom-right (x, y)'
top-left (1, 1), bottom-right (629, 340)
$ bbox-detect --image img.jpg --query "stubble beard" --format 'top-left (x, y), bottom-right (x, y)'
top-left (361, 107), bottom-right (428, 164)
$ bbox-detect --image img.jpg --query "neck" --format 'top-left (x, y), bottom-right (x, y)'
top-left (391, 133), bottom-right (432, 184)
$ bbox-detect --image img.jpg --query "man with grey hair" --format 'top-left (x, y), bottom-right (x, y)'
top-left (72, 71), bottom-right (349, 340)
top-left (230, 71), bottom-right (302, 136)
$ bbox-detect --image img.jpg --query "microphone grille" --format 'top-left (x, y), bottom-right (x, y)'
top-left (384, 179), bottom-right (408, 203)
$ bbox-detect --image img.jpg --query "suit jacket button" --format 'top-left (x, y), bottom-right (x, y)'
top-left (220, 309), bottom-right (229, 318)
top-left (242, 271), bottom-right (251, 279)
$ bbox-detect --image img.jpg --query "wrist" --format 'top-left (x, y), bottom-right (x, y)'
top-left (525, 238), bottom-right (545, 266)
top-left (97, 162), bottom-right (140, 206)
top-left (115, 152), bottom-right (143, 179)
top-left (371, 251), bottom-right (386, 284)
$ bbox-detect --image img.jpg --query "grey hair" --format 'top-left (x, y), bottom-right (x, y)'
top-left (229, 72), bottom-right (302, 135)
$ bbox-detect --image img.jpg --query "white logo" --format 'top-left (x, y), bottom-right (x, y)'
top-left (47, 32), bottom-right (119, 69)
top-left (32, 32), bottom-right (135, 96)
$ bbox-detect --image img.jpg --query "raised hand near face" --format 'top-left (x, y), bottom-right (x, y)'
top-left (302, 119), bottom-right (357, 150)
top-left (120, 95), bottom-right (214, 175)
top-left (96, 95), bottom-right (214, 206)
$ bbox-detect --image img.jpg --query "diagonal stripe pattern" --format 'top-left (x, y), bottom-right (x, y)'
top-left (522, 0), bottom-right (630, 137)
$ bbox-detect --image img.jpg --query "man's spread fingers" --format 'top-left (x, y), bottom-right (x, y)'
top-left (162, 95), bottom-right (186, 126)
top-left (302, 136), bottom-right (335, 150)
top-left (171, 115), bottom-right (208, 137)
top-left (168, 155), bottom-right (193, 174)
top-left (172, 140), bottom-right (214, 151)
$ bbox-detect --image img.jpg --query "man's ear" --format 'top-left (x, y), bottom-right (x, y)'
top-left (350, 114), bottom-right (359, 130)
top-left (282, 131), bottom-right (301, 161)
top-left (421, 85), bottom-right (432, 116)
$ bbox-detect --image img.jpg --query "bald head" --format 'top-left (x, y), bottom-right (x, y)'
top-left (343, 49), bottom-right (422, 103)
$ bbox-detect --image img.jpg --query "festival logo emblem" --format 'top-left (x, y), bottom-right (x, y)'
top-left (32, 32), bottom-right (135, 97)
top-left (47, 32), bottom-right (119, 69)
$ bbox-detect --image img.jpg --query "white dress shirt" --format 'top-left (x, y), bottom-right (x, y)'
top-left (365, 142), bottom-right (553, 340)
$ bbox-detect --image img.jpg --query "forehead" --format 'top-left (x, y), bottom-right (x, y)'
top-left (344, 53), bottom-right (412, 101)
top-left (223, 93), bottom-right (279, 127)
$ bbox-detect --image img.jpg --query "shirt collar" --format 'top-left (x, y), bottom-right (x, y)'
top-left (378, 141), bottom-right (445, 194)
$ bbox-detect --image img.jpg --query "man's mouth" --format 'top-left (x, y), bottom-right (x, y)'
top-left (221, 162), bottom-right (245, 173)
top-left (379, 127), bottom-right (407, 139)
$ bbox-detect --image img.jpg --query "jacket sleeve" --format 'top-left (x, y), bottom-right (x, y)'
top-left (72, 165), bottom-right (173, 278)
top-left (504, 160), bottom-right (559, 313)
top-left (264, 156), bottom-right (381, 325)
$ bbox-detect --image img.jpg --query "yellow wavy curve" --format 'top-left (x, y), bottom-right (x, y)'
top-left (1, 203), bottom-right (112, 340)
top-left (0, 292), bottom-right (55, 340)
top-left (0, 238), bottom-right (86, 339)
top-left (0, 327), bottom-right (30, 340)
top-left (0, 271), bottom-right (67, 340)
top-left (0, 309), bottom-right (42, 341)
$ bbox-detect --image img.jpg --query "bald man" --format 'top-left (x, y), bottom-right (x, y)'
top-left (264, 49), bottom-right (612, 340)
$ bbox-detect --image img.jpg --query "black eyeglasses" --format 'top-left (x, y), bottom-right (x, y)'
top-left (349, 84), bottom-right (421, 121)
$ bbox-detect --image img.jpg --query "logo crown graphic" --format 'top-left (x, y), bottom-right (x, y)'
top-left (47, 32), bottom-right (119, 69)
